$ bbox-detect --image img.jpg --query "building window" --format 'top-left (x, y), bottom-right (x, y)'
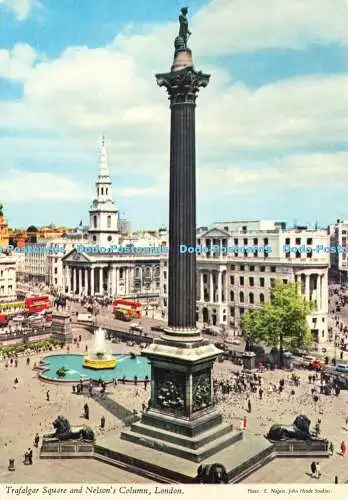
top-left (203, 274), bottom-right (207, 284)
top-left (106, 188), bottom-right (108, 195)
top-left (249, 292), bottom-right (254, 304)
top-left (249, 265), bottom-right (255, 271)
top-left (230, 291), bottom-right (234, 301)
top-left (270, 278), bottom-right (275, 287)
top-left (108, 236), bottom-right (112, 242)
top-left (249, 277), bottom-right (254, 286)
top-left (93, 215), bottom-right (97, 228)
top-left (295, 237), bottom-right (301, 245)
top-left (259, 277), bottom-right (265, 287)
top-left (107, 215), bottom-right (111, 228)
top-left (271, 266), bottom-right (276, 272)
top-left (322, 317), bottom-right (325, 322)
top-left (239, 276), bottom-right (244, 286)
top-left (164, 271), bottom-right (167, 280)
top-left (230, 276), bottom-right (234, 285)
top-left (307, 238), bottom-right (313, 245)
top-left (224, 226), bottom-right (228, 231)
top-left (239, 291), bottom-right (244, 303)
top-left (234, 238), bottom-right (238, 245)
top-left (101, 187), bottom-right (104, 195)
top-left (230, 265), bottom-right (235, 270)
top-left (240, 265), bottom-right (245, 271)
top-left (260, 266), bottom-right (265, 272)
top-left (243, 238), bottom-right (248, 245)
top-left (242, 226), bottom-right (247, 231)
top-left (283, 279), bottom-right (288, 284)
top-left (240, 307), bottom-right (245, 317)
top-left (92, 235), bottom-right (97, 242)
top-left (260, 293), bottom-right (264, 304)
top-left (285, 237), bottom-right (290, 244)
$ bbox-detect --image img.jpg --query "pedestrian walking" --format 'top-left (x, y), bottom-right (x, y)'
top-left (34, 433), bottom-right (40, 448)
top-left (340, 440), bottom-right (346, 456)
top-left (46, 390), bottom-right (50, 401)
top-left (100, 416), bottom-right (105, 430)
top-left (316, 462), bottom-right (321, 479)
top-left (329, 442), bottom-right (334, 456)
top-left (28, 448), bottom-right (33, 465)
top-left (310, 461), bottom-right (316, 478)
top-left (258, 387), bottom-right (263, 400)
top-left (84, 403), bottom-right (89, 420)
top-left (247, 399), bottom-right (252, 413)
top-left (243, 415), bottom-right (247, 430)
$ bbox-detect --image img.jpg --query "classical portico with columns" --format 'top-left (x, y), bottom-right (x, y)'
top-left (62, 251), bottom-right (161, 298)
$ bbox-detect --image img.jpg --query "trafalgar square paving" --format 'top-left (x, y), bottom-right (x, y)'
top-left (1, 325), bottom-right (348, 484)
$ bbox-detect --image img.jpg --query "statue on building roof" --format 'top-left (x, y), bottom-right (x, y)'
top-left (175, 7), bottom-right (191, 52)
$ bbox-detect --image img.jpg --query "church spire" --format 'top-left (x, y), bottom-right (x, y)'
top-left (98, 134), bottom-right (109, 178)
top-left (88, 137), bottom-right (119, 247)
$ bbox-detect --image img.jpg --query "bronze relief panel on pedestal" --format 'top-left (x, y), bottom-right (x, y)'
top-left (155, 368), bottom-right (186, 412)
top-left (192, 370), bottom-right (212, 412)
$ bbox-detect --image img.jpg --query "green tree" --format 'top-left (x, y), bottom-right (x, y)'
top-left (242, 280), bottom-right (315, 365)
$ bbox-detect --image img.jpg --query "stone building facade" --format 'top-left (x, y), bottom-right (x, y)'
top-left (160, 220), bottom-right (330, 343)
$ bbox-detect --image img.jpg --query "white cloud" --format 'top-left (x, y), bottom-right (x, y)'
top-left (0, 44), bottom-right (37, 82)
top-left (111, 0), bottom-right (348, 61)
top-left (197, 152), bottom-right (348, 196)
top-left (0, 0), bottom-right (347, 213)
top-left (192, 0), bottom-right (348, 56)
top-left (0, 0), bottom-right (39, 21)
top-left (198, 73), bottom-right (348, 150)
top-left (0, 171), bottom-right (88, 202)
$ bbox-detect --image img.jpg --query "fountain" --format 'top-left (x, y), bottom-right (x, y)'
top-left (83, 327), bottom-right (116, 370)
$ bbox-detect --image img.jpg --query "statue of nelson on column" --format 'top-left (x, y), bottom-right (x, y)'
top-left (175, 7), bottom-right (192, 52)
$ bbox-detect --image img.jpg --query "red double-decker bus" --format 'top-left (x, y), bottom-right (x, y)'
top-left (24, 295), bottom-right (51, 313)
top-left (112, 299), bottom-right (142, 321)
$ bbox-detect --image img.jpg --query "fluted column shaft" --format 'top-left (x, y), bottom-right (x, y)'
top-left (168, 100), bottom-right (196, 328)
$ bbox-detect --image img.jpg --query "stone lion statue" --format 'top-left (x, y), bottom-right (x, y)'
top-left (43, 415), bottom-right (95, 442)
top-left (267, 414), bottom-right (326, 442)
top-left (195, 463), bottom-right (228, 484)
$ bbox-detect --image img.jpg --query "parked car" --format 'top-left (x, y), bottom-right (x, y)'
top-left (225, 337), bottom-right (241, 345)
top-left (129, 323), bottom-right (143, 333)
top-left (150, 325), bottom-right (164, 332)
top-left (214, 342), bottom-right (226, 350)
top-left (12, 315), bottom-right (25, 322)
top-left (335, 364), bottom-right (348, 373)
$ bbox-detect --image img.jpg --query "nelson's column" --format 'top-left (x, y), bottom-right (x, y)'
top-left (118, 8), bottom-right (272, 482)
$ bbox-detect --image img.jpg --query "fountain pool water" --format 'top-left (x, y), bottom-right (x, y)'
top-left (83, 327), bottom-right (116, 369)
top-left (39, 354), bottom-right (150, 382)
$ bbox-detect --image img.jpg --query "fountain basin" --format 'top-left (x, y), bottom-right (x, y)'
top-left (39, 354), bottom-right (150, 382)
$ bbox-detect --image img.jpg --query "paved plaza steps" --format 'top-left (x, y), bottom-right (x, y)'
top-left (93, 453), bottom-right (174, 484)
top-left (94, 431), bottom-right (274, 483)
top-left (125, 420), bottom-right (241, 451)
top-left (120, 424), bottom-right (241, 462)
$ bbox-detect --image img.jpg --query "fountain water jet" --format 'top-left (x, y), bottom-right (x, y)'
top-left (83, 327), bottom-right (116, 369)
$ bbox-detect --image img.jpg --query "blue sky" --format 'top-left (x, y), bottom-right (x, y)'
top-left (0, 0), bottom-right (348, 231)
